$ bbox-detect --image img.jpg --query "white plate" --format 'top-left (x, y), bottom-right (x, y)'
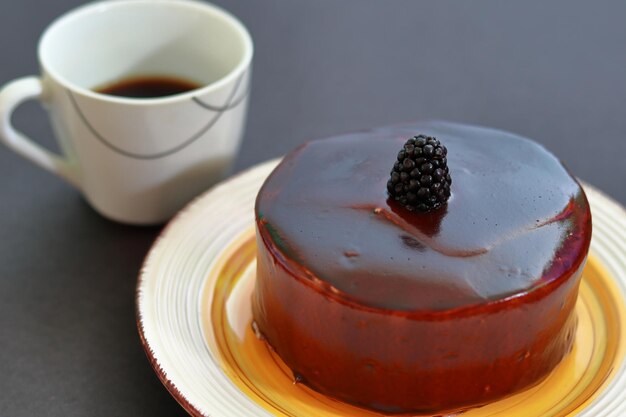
top-left (137, 159), bottom-right (626, 417)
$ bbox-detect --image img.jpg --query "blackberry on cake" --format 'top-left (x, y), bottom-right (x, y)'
top-left (387, 134), bottom-right (451, 212)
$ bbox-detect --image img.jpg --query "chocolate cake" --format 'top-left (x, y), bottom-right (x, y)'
top-left (252, 121), bottom-right (592, 414)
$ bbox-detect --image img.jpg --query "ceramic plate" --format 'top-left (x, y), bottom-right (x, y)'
top-left (137, 159), bottom-right (626, 417)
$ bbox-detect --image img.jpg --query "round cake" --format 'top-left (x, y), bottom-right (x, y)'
top-left (252, 121), bottom-right (592, 414)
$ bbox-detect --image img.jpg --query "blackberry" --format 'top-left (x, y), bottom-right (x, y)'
top-left (387, 135), bottom-right (451, 212)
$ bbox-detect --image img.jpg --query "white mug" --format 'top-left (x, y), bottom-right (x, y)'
top-left (0, 0), bottom-right (253, 225)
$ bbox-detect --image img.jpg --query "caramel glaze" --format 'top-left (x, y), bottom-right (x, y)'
top-left (253, 122), bottom-right (592, 414)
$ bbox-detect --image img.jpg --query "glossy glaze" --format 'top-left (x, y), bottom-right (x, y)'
top-left (253, 122), bottom-right (592, 414)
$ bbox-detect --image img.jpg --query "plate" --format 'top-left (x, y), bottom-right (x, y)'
top-left (137, 159), bottom-right (626, 417)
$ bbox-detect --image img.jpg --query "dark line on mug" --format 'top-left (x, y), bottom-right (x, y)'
top-left (192, 81), bottom-right (250, 112)
top-left (66, 73), bottom-right (247, 160)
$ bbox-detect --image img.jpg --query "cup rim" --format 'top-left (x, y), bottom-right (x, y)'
top-left (38, 0), bottom-right (253, 106)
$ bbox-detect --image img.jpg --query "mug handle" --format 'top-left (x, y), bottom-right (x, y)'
top-left (0, 76), bottom-right (79, 188)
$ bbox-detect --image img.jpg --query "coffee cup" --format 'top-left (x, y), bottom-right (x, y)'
top-left (0, 0), bottom-right (253, 224)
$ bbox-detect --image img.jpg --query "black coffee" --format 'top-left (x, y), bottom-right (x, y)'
top-left (95, 75), bottom-right (202, 98)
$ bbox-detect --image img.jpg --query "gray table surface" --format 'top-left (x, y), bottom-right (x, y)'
top-left (1, 1), bottom-right (625, 416)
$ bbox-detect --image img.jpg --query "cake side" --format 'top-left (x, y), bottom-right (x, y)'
top-left (253, 227), bottom-right (583, 413)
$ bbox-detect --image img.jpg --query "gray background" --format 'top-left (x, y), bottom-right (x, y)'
top-left (0, 1), bottom-right (624, 416)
